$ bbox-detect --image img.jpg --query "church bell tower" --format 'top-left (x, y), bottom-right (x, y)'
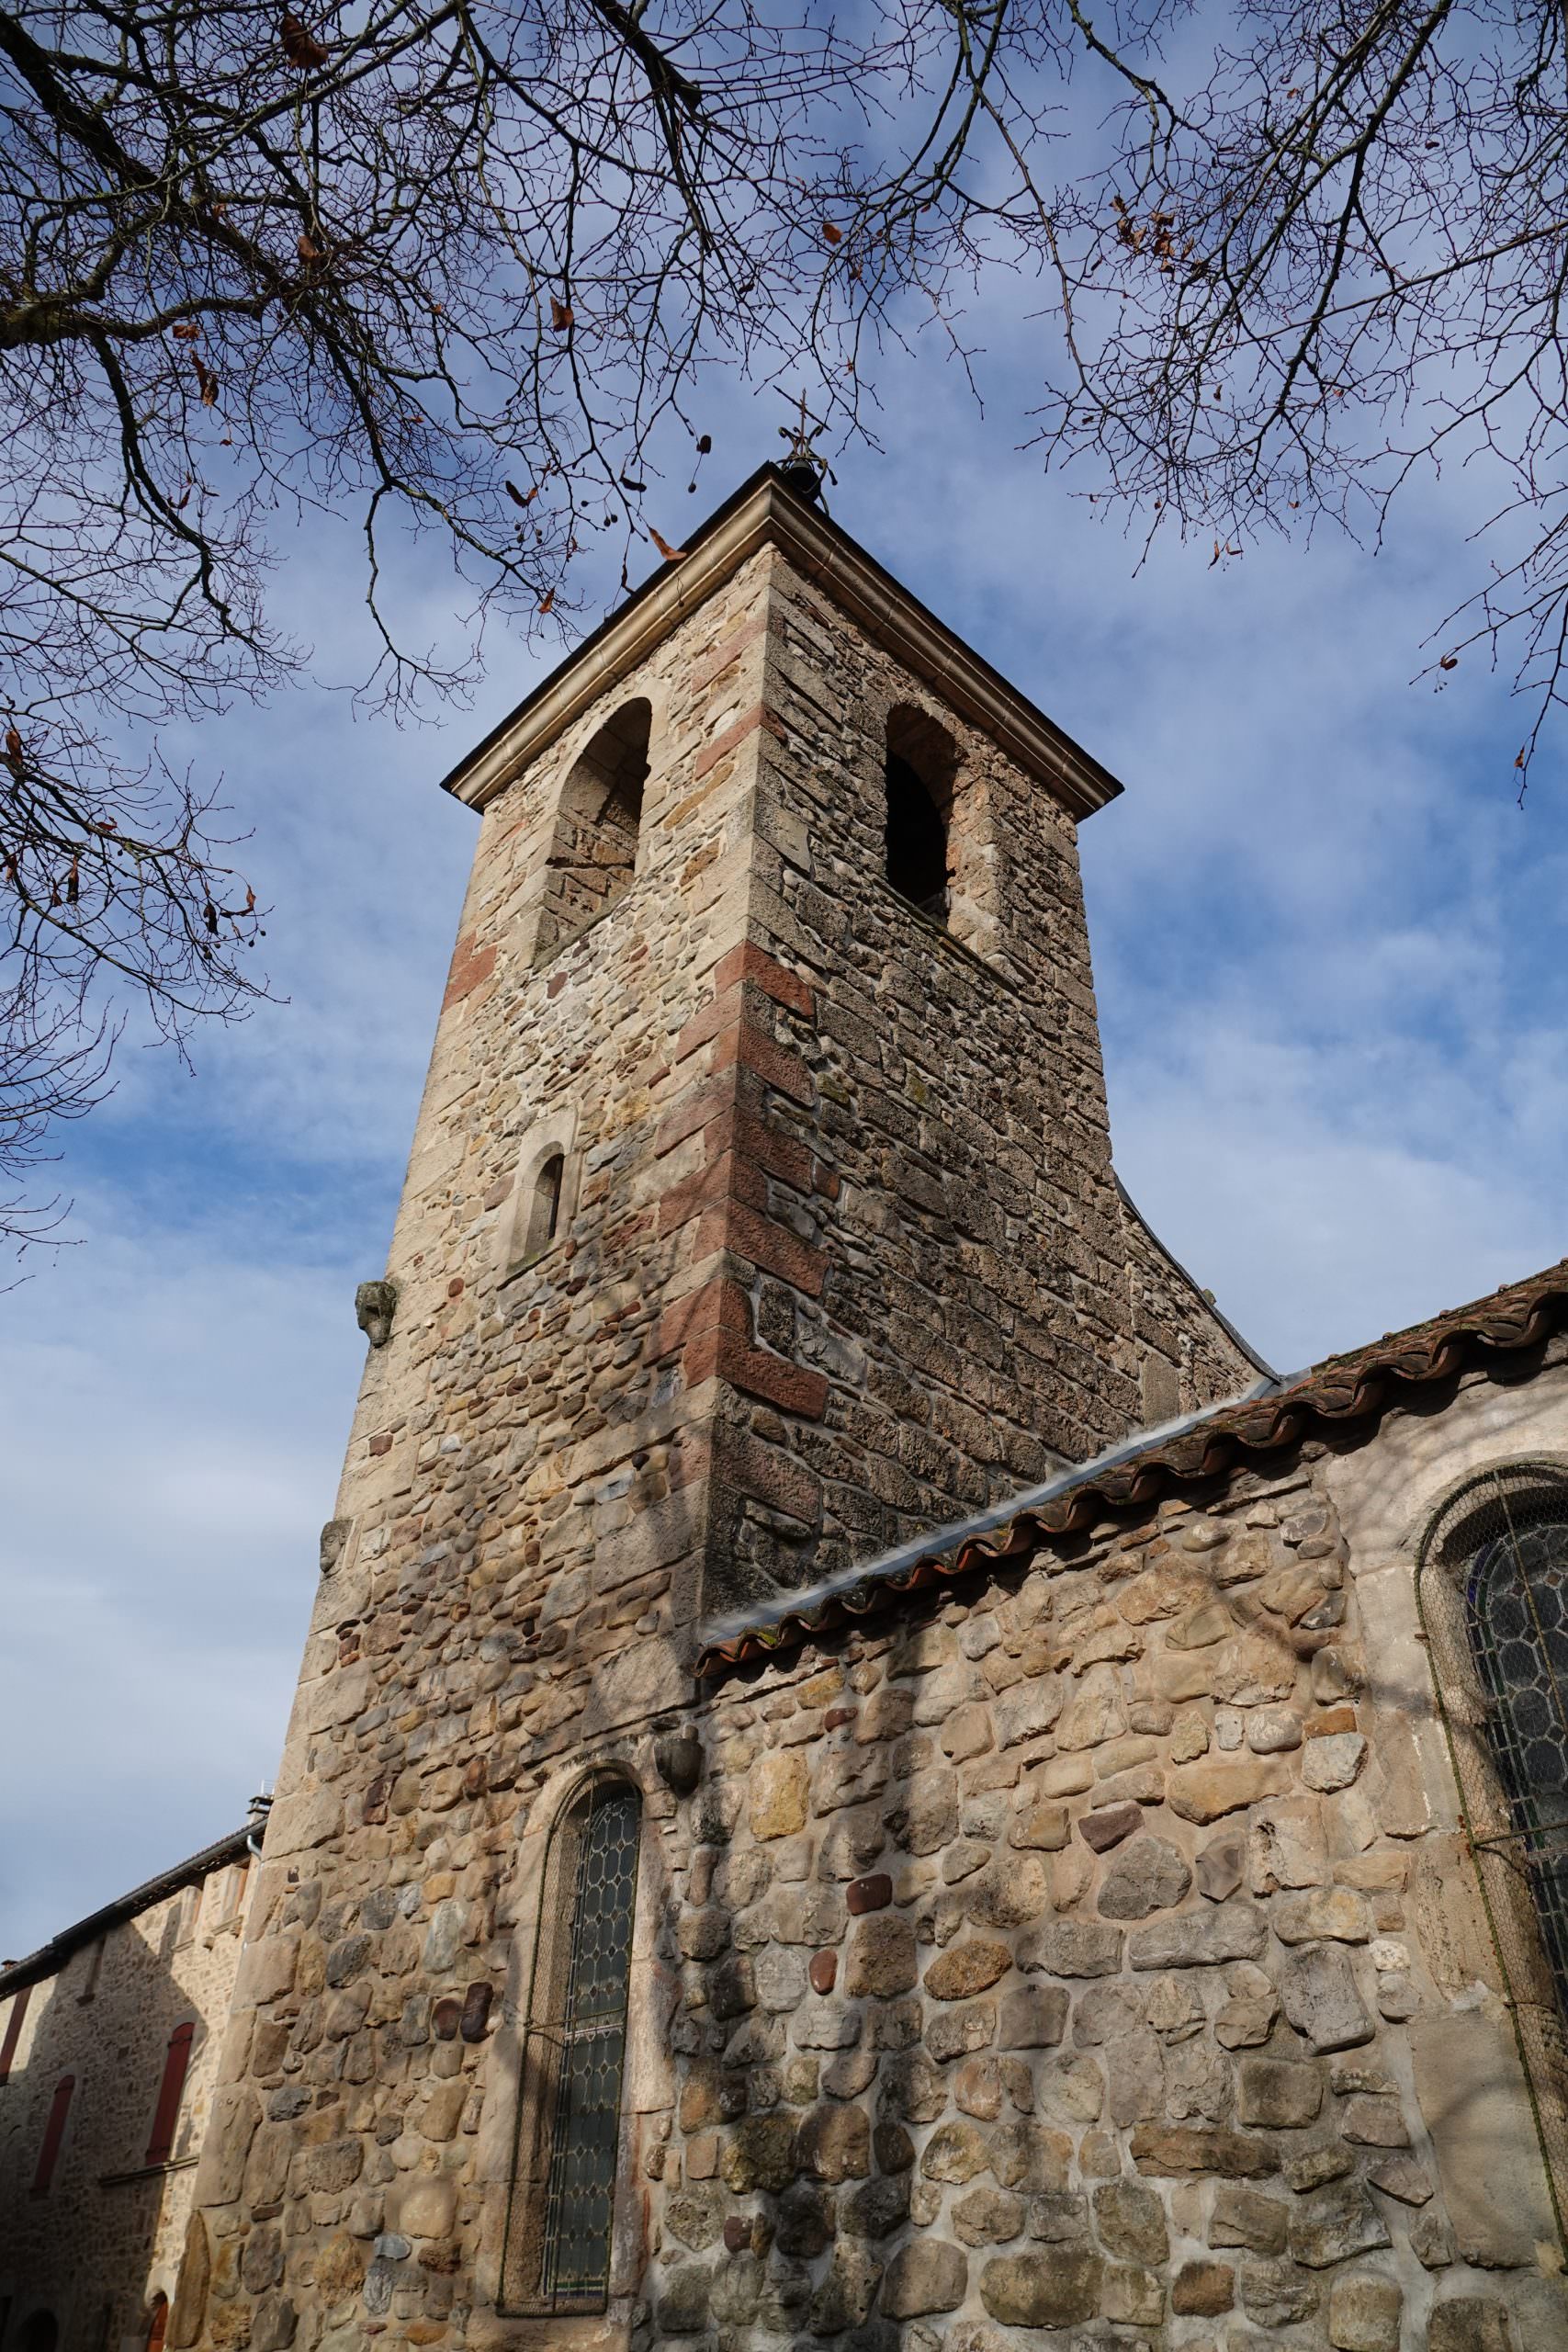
top-left (321, 462), bottom-right (1256, 1720)
top-left (174, 463), bottom-right (1259, 2352)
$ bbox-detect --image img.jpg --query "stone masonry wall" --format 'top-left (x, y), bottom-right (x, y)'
top-left (647, 526), bottom-right (1249, 1590)
top-left (0, 1854), bottom-right (254, 2352)
top-left (700, 546), bottom-right (1257, 1604)
top-left (181, 1367), bottom-right (1568, 2352)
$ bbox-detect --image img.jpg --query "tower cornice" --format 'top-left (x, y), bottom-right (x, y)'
top-left (440, 464), bottom-right (1125, 821)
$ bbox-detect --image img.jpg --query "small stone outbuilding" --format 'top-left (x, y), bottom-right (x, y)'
top-left (0, 1822), bottom-right (260, 2352)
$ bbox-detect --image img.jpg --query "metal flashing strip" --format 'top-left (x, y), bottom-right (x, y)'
top-left (695, 1255), bottom-right (1568, 1676)
top-left (697, 1371), bottom-right (1282, 1670)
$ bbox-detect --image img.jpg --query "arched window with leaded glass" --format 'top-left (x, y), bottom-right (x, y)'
top-left (501, 1776), bottom-right (642, 2315)
top-left (1420, 1464), bottom-right (1568, 2034)
top-left (1418, 1464), bottom-right (1568, 2265)
top-left (1463, 1496), bottom-right (1568, 2014)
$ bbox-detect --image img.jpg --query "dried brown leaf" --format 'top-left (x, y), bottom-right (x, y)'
top-left (281, 13), bottom-right (329, 69)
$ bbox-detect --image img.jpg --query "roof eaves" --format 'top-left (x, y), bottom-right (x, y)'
top-left (0, 1823), bottom-right (255, 1998)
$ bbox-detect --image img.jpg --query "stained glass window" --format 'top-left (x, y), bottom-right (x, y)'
top-left (502, 1779), bottom-right (641, 2313)
top-left (1467, 1509), bottom-right (1568, 2018)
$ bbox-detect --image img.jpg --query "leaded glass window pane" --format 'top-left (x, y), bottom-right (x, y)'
top-left (1467, 1513), bottom-right (1568, 2018)
top-left (502, 1779), bottom-right (641, 2314)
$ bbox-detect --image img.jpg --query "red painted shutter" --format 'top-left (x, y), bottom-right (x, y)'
top-left (146, 2298), bottom-right (168, 2352)
top-left (32, 2074), bottom-right (74, 2193)
top-left (0, 1984), bottom-right (30, 2084)
top-left (145, 2024), bottom-right (195, 2165)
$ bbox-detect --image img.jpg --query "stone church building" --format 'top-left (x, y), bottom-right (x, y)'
top-left (8, 462), bottom-right (1568, 2352)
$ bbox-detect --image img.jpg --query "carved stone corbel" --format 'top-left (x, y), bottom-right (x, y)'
top-left (355, 1278), bottom-right (398, 1348)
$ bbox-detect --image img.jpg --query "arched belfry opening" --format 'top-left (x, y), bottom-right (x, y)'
top-left (885, 703), bottom-right (955, 923)
top-left (535, 699), bottom-right (651, 964)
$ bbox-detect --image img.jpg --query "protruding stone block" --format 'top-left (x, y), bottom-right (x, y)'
top-left (881, 2238), bottom-right (968, 2317)
top-left (1277, 1944), bottom-right (1373, 2052)
top-left (1168, 1756), bottom-right (1293, 1823)
top-left (1328, 2271), bottom-right (1404, 2351)
top-left (750, 1750), bottom-right (808, 1839)
top-left (978, 2249), bottom-right (1100, 2327)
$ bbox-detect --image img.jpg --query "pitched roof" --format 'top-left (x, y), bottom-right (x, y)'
top-left (438, 463), bottom-right (1124, 820)
top-left (0, 1821), bottom-right (256, 1998)
top-left (695, 1257), bottom-right (1568, 1677)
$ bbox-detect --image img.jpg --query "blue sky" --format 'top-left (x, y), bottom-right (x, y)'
top-left (3, 280), bottom-right (1564, 1959)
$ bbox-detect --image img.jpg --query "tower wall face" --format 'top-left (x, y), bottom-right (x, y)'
top-left (715, 548), bottom-right (1252, 1608)
top-left (302, 529), bottom-right (1254, 1704)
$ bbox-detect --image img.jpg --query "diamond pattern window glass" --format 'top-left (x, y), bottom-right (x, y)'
top-left (502, 1778), bottom-right (641, 2314)
top-left (1467, 1510), bottom-right (1568, 2018)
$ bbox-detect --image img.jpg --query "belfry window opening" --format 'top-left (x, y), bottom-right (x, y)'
top-left (536, 700), bottom-right (651, 964)
top-left (885, 705), bottom-right (956, 924)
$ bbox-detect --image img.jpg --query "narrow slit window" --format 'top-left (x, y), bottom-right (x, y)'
top-left (208, 1858), bottom-right (250, 1930)
top-left (0, 1983), bottom-right (30, 2083)
top-left (75, 1936), bottom-right (105, 2005)
top-left (146, 2296), bottom-right (169, 2352)
top-left (885, 706), bottom-right (956, 923)
top-left (502, 1779), bottom-right (642, 2314)
top-left (536, 701), bottom-right (651, 964)
top-left (522, 1152), bottom-right (566, 1265)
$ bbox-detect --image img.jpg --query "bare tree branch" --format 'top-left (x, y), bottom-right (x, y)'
top-left (0, 0), bottom-right (1564, 1240)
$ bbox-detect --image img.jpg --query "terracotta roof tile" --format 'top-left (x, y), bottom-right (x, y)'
top-left (695, 1258), bottom-right (1568, 1677)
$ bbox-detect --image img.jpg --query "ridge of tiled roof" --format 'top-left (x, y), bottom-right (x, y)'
top-left (694, 1257), bottom-right (1568, 1678)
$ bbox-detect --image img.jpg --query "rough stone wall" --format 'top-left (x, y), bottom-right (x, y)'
top-left (324, 547), bottom-right (777, 1753)
top-left (716, 548), bottom-right (1257, 1601)
top-left (611, 1429), bottom-right (1565, 2352)
top-left (0, 1857), bottom-right (254, 2352)
top-left (181, 1366), bottom-right (1568, 2352)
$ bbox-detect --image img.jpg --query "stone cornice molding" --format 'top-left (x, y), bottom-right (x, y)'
top-left (440, 466), bottom-right (1125, 821)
